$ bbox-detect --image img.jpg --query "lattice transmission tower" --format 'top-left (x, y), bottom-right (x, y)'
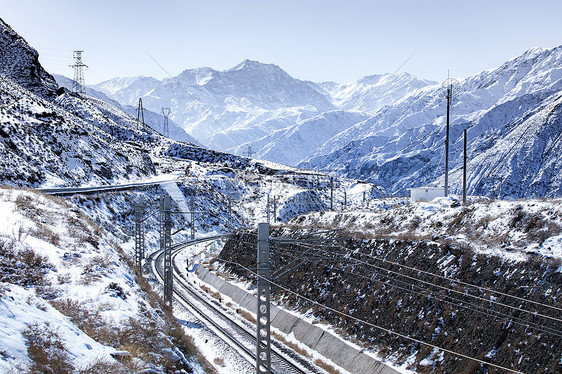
top-left (161, 107), bottom-right (171, 138)
top-left (69, 50), bottom-right (87, 95)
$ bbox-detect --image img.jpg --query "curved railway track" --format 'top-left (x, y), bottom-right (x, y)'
top-left (149, 237), bottom-right (316, 374)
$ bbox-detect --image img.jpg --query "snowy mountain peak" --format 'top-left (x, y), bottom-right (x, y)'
top-left (177, 66), bottom-right (217, 85)
top-left (228, 59), bottom-right (280, 72)
top-left (303, 44), bottom-right (562, 198)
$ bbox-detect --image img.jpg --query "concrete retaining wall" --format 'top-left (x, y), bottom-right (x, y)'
top-left (195, 266), bottom-right (399, 374)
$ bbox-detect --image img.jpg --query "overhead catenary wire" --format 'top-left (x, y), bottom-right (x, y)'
top-left (349, 242), bottom-right (562, 314)
top-left (280, 239), bottom-right (562, 323)
top-left (268, 242), bottom-right (562, 330)
top-left (218, 258), bottom-right (525, 374)
top-left (239, 235), bottom-right (562, 333)
top-left (264, 244), bottom-right (562, 338)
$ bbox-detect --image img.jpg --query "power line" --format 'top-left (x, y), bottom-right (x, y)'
top-left (349, 243), bottom-right (562, 314)
top-left (219, 258), bottom-right (525, 374)
top-left (285, 240), bottom-right (562, 324)
top-left (266, 244), bottom-right (562, 338)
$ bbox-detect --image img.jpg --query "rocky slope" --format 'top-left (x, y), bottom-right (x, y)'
top-left (218, 196), bottom-right (562, 373)
top-left (54, 74), bottom-right (198, 144)
top-left (0, 17), bottom-right (58, 100)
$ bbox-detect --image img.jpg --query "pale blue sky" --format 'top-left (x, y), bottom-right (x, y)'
top-left (2, 0), bottom-right (561, 84)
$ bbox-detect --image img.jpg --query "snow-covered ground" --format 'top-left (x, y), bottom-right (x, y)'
top-left (0, 187), bottom-right (203, 373)
top-left (289, 195), bottom-right (562, 261)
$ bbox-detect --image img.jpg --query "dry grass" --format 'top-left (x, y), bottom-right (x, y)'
top-left (22, 322), bottom-right (74, 374)
top-left (271, 330), bottom-right (311, 358)
top-left (199, 284), bottom-right (222, 300)
top-left (236, 308), bottom-right (257, 324)
top-left (216, 271), bottom-right (234, 280)
top-left (314, 358), bottom-right (341, 374)
top-left (77, 359), bottom-right (131, 374)
top-left (31, 222), bottom-right (61, 246)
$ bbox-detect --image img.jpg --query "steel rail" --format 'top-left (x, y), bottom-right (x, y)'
top-left (150, 237), bottom-right (311, 374)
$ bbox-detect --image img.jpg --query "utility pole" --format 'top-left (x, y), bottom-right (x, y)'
top-left (134, 202), bottom-right (145, 271)
top-left (227, 197), bottom-right (232, 225)
top-left (137, 98), bottom-right (145, 131)
top-left (463, 129), bottom-right (468, 205)
top-left (266, 195), bottom-right (271, 223)
top-left (272, 196), bottom-right (277, 223)
top-left (330, 176), bottom-right (334, 211)
top-left (160, 196), bottom-right (173, 309)
top-left (445, 84), bottom-right (451, 197)
top-left (343, 190), bottom-right (347, 210)
top-left (69, 50), bottom-right (87, 95)
top-left (189, 193), bottom-right (195, 240)
top-left (161, 107), bottom-right (171, 138)
top-left (256, 223), bottom-right (271, 374)
top-left (442, 76), bottom-right (457, 197)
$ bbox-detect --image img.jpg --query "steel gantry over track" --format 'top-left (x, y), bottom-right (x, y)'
top-left (256, 223), bottom-right (271, 373)
top-left (254, 225), bottom-right (344, 374)
top-left (158, 194), bottom-right (205, 309)
top-left (134, 201), bottom-right (146, 270)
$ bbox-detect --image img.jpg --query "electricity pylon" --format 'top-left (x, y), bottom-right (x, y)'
top-left (69, 50), bottom-right (87, 95)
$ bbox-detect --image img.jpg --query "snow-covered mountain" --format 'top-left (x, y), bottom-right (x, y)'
top-left (93, 62), bottom-right (434, 165)
top-left (318, 72), bottom-right (436, 112)
top-left (92, 60), bottom-right (336, 150)
top-left (302, 46), bottom-right (562, 198)
top-left (232, 110), bottom-right (371, 166)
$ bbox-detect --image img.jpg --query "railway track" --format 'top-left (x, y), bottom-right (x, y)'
top-left (149, 237), bottom-right (317, 374)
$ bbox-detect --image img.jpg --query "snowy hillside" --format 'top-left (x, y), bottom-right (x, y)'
top-left (54, 74), bottom-right (198, 144)
top-left (0, 187), bottom-right (205, 373)
top-left (0, 74), bottom-right (157, 187)
top-left (303, 46), bottom-right (562, 198)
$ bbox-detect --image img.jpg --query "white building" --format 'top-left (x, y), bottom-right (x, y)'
top-left (410, 187), bottom-right (445, 203)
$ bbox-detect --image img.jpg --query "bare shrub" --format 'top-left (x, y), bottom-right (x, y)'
top-left (23, 322), bottom-right (74, 374)
top-left (12, 221), bottom-right (28, 242)
top-left (30, 223), bottom-right (60, 246)
top-left (106, 282), bottom-right (129, 300)
top-left (0, 240), bottom-right (51, 287)
top-left (57, 273), bottom-right (72, 285)
top-left (213, 357), bottom-right (225, 366)
top-left (407, 215), bottom-right (422, 231)
top-left (50, 299), bottom-right (116, 347)
top-left (67, 213), bottom-right (100, 248)
top-left (78, 359), bottom-right (129, 374)
top-left (14, 194), bottom-right (39, 215)
top-left (79, 255), bottom-right (113, 285)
